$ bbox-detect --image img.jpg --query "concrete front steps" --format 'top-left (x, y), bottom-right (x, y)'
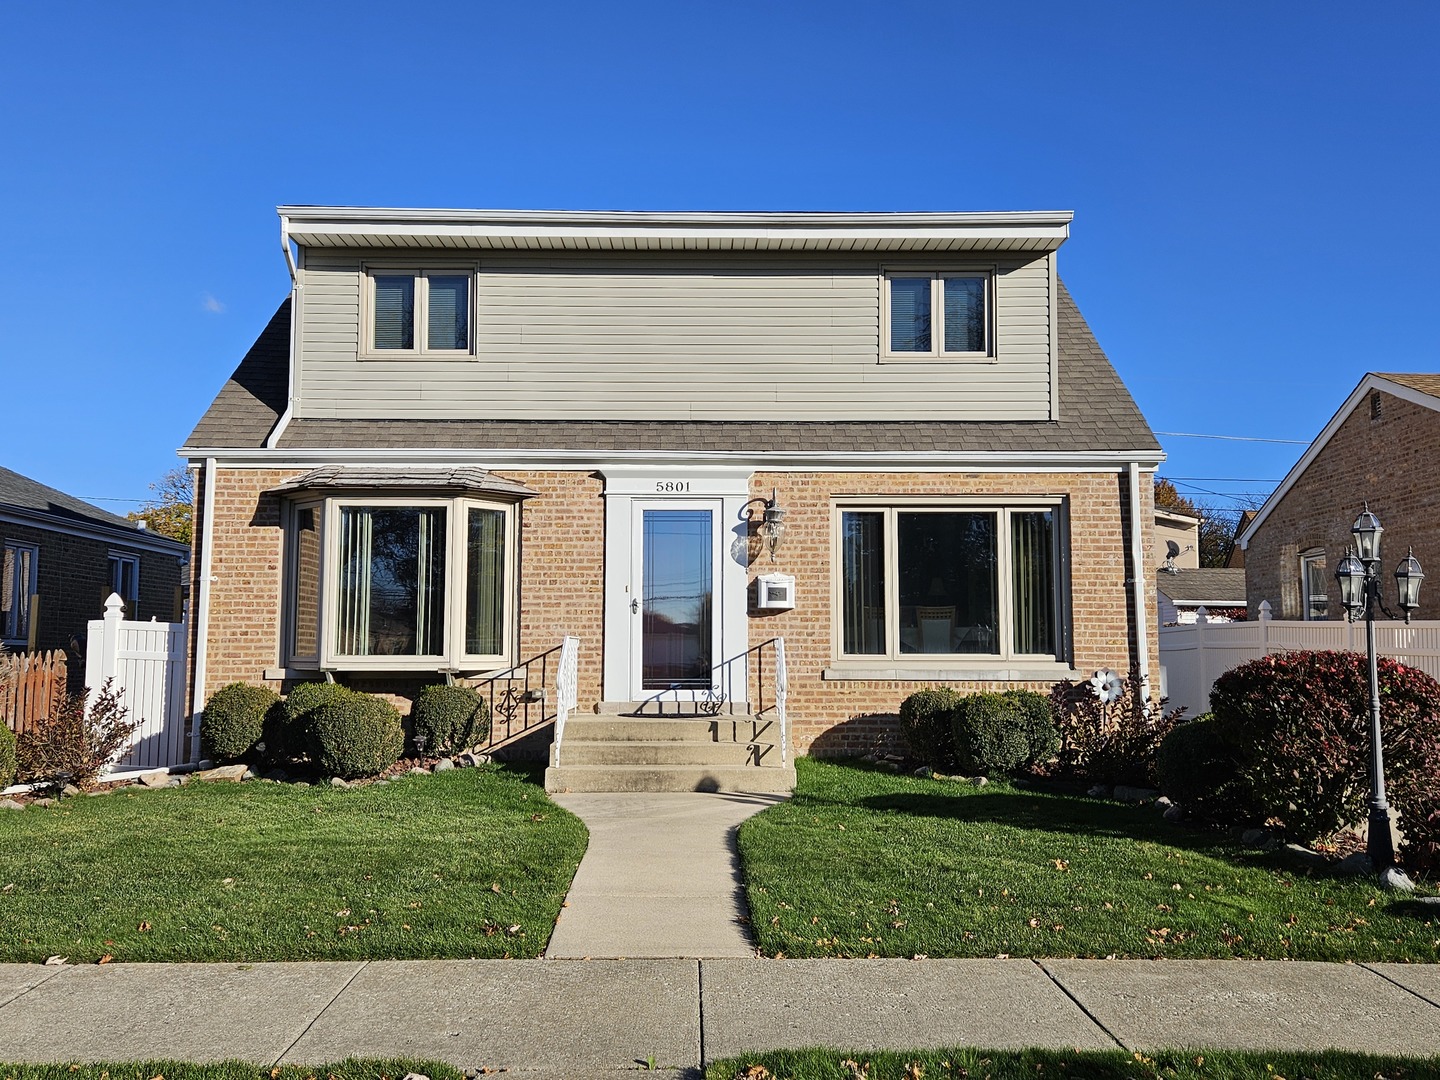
top-left (544, 703), bottom-right (796, 794)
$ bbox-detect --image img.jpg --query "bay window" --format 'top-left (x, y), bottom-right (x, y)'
top-left (283, 494), bottom-right (517, 672)
top-left (835, 501), bottom-right (1064, 664)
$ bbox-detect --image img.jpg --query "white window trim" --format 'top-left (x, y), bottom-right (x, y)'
top-left (2, 539), bottom-right (39, 646)
top-left (881, 267), bottom-right (995, 363)
top-left (1300, 548), bottom-right (1329, 621)
top-left (360, 264), bottom-right (477, 360)
top-left (284, 494), bottom-right (517, 672)
top-left (829, 495), bottom-right (1069, 670)
top-left (107, 550), bottom-right (141, 613)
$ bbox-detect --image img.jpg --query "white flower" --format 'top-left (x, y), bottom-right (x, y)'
top-left (1090, 669), bottom-right (1124, 704)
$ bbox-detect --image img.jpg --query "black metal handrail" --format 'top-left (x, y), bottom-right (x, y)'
top-left (468, 641), bottom-right (569, 753)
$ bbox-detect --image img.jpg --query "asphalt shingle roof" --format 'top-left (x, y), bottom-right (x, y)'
top-left (1376, 373), bottom-right (1440, 399)
top-left (185, 281), bottom-right (1159, 456)
top-left (1155, 567), bottom-right (1247, 604)
top-left (0, 465), bottom-right (155, 534)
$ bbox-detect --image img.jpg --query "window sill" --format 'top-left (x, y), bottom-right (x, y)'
top-left (877, 353), bottom-right (996, 365)
top-left (822, 662), bottom-right (1080, 682)
top-left (357, 352), bottom-right (477, 363)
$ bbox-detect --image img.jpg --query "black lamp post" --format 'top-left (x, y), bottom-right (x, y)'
top-left (1334, 504), bottom-right (1424, 872)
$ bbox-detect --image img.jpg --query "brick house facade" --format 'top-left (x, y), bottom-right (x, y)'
top-left (1241, 374), bottom-right (1440, 621)
top-left (184, 208), bottom-right (1163, 776)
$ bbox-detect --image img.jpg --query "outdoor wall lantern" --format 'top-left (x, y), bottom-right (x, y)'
top-left (758, 488), bottom-right (786, 563)
top-left (1333, 502), bottom-right (1424, 883)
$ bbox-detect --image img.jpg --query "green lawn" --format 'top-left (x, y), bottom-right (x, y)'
top-left (0, 766), bottom-right (587, 962)
top-left (706, 1048), bottom-right (1440, 1080)
top-left (738, 759), bottom-right (1440, 962)
top-left (0, 1062), bottom-right (462, 1080)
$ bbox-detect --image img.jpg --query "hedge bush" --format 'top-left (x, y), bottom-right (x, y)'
top-left (308, 690), bottom-right (405, 779)
top-left (200, 683), bottom-right (280, 764)
top-left (1155, 713), bottom-right (1256, 825)
top-left (898, 687), bottom-right (963, 768)
top-left (274, 681), bottom-right (355, 763)
top-left (951, 692), bottom-right (1030, 776)
top-left (1006, 689), bottom-right (1060, 769)
top-left (1050, 668), bottom-right (1181, 787)
top-left (0, 723), bottom-right (16, 789)
top-left (1209, 650), bottom-right (1440, 847)
top-left (411, 684), bottom-right (490, 755)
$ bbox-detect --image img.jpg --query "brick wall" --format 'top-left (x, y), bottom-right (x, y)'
top-left (195, 464), bottom-right (1155, 755)
top-left (1246, 389), bottom-right (1440, 620)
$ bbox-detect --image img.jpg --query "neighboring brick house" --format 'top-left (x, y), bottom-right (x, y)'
top-left (182, 207), bottom-right (1164, 788)
top-left (1240, 373), bottom-right (1440, 620)
top-left (1, 465), bottom-right (189, 657)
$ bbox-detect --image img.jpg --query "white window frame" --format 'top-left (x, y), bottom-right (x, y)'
top-left (360, 265), bottom-right (477, 359)
top-left (881, 268), bottom-right (994, 362)
top-left (2, 540), bottom-right (40, 647)
top-left (830, 496), bottom-right (1068, 668)
top-left (283, 494), bottom-right (518, 672)
top-left (1300, 548), bottom-right (1329, 621)
top-left (107, 551), bottom-right (141, 616)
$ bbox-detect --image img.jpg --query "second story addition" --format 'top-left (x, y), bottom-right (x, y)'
top-left (275, 207), bottom-right (1072, 428)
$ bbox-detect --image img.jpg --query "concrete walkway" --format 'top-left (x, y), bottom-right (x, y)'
top-left (546, 791), bottom-right (784, 958)
top-left (1, 958), bottom-right (1438, 1077)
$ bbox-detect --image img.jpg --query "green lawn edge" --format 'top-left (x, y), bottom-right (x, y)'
top-left (0, 765), bottom-right (588, 962)
top-left (738, 759), bottom-right (1440, 962)
top-left (0, 1061), bottom-right (462, 1080)
top-left (705, 1047), bottom-right (1440, 1080)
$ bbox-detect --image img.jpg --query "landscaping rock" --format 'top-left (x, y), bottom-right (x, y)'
top-left (969, 776), bottom-right (988, 787)
top-left (0, 799), bottom-right (24, 811)
top-left (60, 784), bottom-right (81, 798)
top-left (166, 778), bottom-right (185, 787)
top-left (86, 789), bottom-right (111, 797)
top-left (1087, 784), bottom-right (1110, 799)
top-left (1279, 843), bottom-right (1329, 872)
top-left (330, 777), bottom-right (351, 789)
top-left (879, 760), bottom-right (900, 772)
top-left (264, 769), bottom-right (289, 782)
top-left (1381, 866), bottom-right (1417, 892)
top-left (138, 771), bottom-right (170, 789)
top-left (243, 767), bottom-right (259, 781)
top-left (401, 1073), bottom-right (430, 1080)
top-left (1337, 852), bottom-right (1373, 876)
top-left (1240, 828), bottom-right (1272, 847)
top-left (434, 757), bottom-right (455, 773)
top-left (913, 766), bottom-right (934, 778)
top-left (32, 798), bottom-right (55, 808)
top-left (1154, 795), bottom-right (1174, 811)
top-left (409, 766), bottom-right (428, 775)
top-left (193, 764), bottom-right (249, 783)
top-left (1163, 804), bottom-right (1187, 823)
top-left (1113, 785), bottom-right (1161, 803)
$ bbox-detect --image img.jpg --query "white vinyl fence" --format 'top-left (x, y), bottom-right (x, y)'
top-left (86, 593), bottom-right (189, 771)
top-left (1158, 601), bottom-right (1440, 717)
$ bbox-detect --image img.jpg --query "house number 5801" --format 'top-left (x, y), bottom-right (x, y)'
top-left (655, 481), bottom-right (690, 493)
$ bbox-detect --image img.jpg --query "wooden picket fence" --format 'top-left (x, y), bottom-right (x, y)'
top-left (1, 649), bottom-right (67, 735)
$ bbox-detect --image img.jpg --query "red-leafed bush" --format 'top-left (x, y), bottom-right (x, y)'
top-left (1209, 650), bottom-right (1440, 853)
top-left (1049, 666), bottom-right (1183, 787)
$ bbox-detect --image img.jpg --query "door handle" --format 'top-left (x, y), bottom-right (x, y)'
top-left (631, 598), bottom-right (640, 614)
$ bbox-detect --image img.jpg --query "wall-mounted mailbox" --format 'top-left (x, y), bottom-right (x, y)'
top-left (756, 572), bottom-right (796, 610)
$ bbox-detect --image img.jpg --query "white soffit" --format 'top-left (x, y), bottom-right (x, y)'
top-left (1238, 373), bottom-right (1440, 549)
top-left (279, 206), bottom-right (1073, 253)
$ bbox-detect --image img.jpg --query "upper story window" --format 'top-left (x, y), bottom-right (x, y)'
top-left (1300, 549), bottom-right (1328, 620)
top-left (2, 540), bottom-right (39, 646)
top-left (884, 271), bottom-right (990, 360)
top-left (365, 268), bottom-right (472, 356)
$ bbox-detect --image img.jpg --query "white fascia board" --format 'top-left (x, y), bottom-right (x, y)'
top-left (181, 446), bottom-right (1164, 473)
top-left (0, 507), bottom-right (190, 559)
top-left (1239, 373), bottom-right (1440, 549)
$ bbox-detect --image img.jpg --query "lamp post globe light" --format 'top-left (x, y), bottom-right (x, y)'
top-left (1334, 503), bottom-right (1423, 877)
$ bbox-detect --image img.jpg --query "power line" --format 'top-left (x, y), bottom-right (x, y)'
top-left (1161, 475), bottom-right (1280, 484)
top-left (1156, 430), bottom-right (1308, 445)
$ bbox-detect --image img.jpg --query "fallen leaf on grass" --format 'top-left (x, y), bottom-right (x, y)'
top-left (45, 956), bottom-right (68, 966)
top-left (97, 954), bottom-right (113, 964)
top-left (137, 922), bottom-right (152, 932)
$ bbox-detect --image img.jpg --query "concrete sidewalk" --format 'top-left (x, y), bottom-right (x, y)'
top-left (1, 958), bottom-right (1438, 1077)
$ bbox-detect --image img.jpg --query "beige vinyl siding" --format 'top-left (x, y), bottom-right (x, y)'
top-left (296, 251), bottom-right (1053, 422)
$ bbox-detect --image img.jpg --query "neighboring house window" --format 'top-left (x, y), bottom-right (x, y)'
top-left (365, 268), bottom-right (472, 355)
top-left (2, 541), bottom-right (39, 646)
top-left (1300, 549), bottom-right (1328, 620)
top-left (835, 502), bottom-right (1062, 662)
top-left (284, 495), bottom-right (516, 670)
top-left (883, 271), bottom-right (990, 359)
top-left (108, 552), bottom-right (140, 616)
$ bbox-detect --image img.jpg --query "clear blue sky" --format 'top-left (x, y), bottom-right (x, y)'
top-left (3, 1), bottom-right (1436, 526)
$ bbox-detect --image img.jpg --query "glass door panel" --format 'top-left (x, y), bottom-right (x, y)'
top-left (641, 508), bottom-right (714, 689)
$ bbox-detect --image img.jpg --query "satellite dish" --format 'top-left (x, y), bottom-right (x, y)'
top-left (1166, 540), bottom-right (1181, 559)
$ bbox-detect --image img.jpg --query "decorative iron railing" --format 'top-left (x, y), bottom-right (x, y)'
top-left (737, 636), bottom-right (788, 765)
top-left (470, 637), bottom-right (580, 755)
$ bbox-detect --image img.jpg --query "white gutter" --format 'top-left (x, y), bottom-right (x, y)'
top-left (264, 214), bottom-right (299, 450)
top-left (1128, 461), bottom-right (1152, 696)
top-left (189, 456), bottom-right (217, 760)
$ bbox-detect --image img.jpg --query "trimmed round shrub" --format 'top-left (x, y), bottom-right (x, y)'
top-left (308, 690), bottom-right (405, 779)
top-left (0, 723), bottom-right (16, 789)
top-left (274, 681), bottom-right (356, 763)
top-left (201, 683), bottom-right (281, 763)
top-left (1005, 689), bottom-right (1060, 769)
top-left (899, 687), bottom-right (963, 768)
top-left (1155, 713), bottom-right (1256, 825)
top-left (1210, 650), bottom-right (1440, 845)
top-left (951, 692), bottom-right (1029, 776)
top-left (411, 684), bottom-right (490, 755)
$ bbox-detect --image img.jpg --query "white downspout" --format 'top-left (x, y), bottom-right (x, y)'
top-left (1128, 461), bottom-right (1151, 698)
top-left (189, 456), bottom-right (218, 759)
top-left (265, 214), bottom-right (299, 449)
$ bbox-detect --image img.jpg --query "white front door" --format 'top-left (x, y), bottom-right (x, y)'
top-left (630, 499), bottom-right (724, 698)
